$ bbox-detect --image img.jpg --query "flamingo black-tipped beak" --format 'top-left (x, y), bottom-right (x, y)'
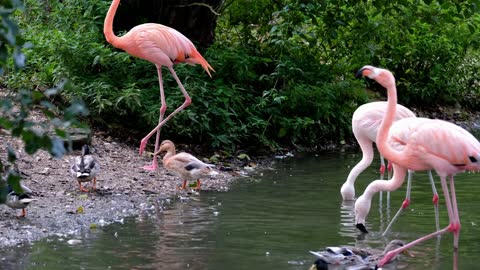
top-left (356, 223), bottom-right (369, 233)
top-left (355, 67), bottom-right (367, 78)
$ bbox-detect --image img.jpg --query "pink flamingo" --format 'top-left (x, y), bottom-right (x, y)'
top-left (341, 101), bottom-right (415, 200)
top-left (354, 65), bottom-right (480, 269)
top-left (104, 0), bottom-right (214, 171)
top-left (341, 102), bottom-right (440, 235)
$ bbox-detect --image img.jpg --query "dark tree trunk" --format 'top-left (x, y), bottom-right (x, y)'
top-left (114, 0), bottom-right (222, 49)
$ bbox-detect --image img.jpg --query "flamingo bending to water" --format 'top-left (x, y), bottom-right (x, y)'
top-left (104, 0), bottom-right (214, 171)
top-left (340, 101), bottom-right (415, 201)
top-left (341, 101), bottom-right (440, 235)
top-left (355, 65), bottom-right (480, 269)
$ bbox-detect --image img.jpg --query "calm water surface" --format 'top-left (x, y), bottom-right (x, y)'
top-left (3, 152), bottom-right (480, 270)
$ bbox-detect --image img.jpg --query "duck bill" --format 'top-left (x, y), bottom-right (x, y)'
top-left (308, 264), bottom-right (317, 270)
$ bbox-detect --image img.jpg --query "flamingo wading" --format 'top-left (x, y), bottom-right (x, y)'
top-left (341, 101), bottom-right (414, 200)
top-left (341, 101), bottom-right (440, 235)
top-left (355, 65), bottom-right (480, 270)
top-left (104, 0), bottom-right (214, 171)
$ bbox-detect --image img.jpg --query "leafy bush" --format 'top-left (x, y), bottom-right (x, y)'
top-left (0, 1), bottom-right (87, 204)
top-left (4, 0), bottom-right (480, 154)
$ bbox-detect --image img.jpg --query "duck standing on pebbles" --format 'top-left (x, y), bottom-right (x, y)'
top-left (308, 239), bottom-right (410, 270)
top-left (156, 140), bottom-right (218, 190)
top-left (6, 184), bottom-right (36, 218)
top-left (70, 145), bottom-right (100, 192)
top-left (1, 165), bottom-right (36, 218)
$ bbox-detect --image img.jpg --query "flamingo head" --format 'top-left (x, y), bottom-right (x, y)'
top-left (356, 65), bottom-right (396, 90)
top-left (354, 194), bottom-right (371, 233)
top-left (466, 154), bottom-right (480, 172)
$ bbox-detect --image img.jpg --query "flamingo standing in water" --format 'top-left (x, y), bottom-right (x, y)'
top-left (104, 0), bottom-right (214, 171)
top-left (340, 101), bottom-right (415, 201)
top-left (341, 102), bottom-right (440, 235)
top-left (354, 65), bottom-right (480, 269)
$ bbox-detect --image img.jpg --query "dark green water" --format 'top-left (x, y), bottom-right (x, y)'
top-left (3, 152), bottom-right (480, 270)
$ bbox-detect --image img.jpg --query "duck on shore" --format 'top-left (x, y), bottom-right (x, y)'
top-left (6, 184), bottom-right (36, 218)
top-left (156, 140), bottom-right (218, 190)
top-left (70, 145), bottom-right (100, 192)
top-left (1, 164), bottom-right (36, 218)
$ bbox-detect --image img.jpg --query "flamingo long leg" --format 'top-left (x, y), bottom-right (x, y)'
top-left (139, 66), bottom-right (192, 157)
top-left (378, 175), bottom-right (460, 270)
top-left (142, 66), bottom-right (167, 171)
top-left (450, 177), bottom-right (460, 270)
top-left (382, 170), bottom-right (413, 235)
top-left (449, 175), bottom-right (460, 249)
top-left (379, 154), bottom-right (386, 177)
top-left (429, 170), bottom-right (440, 231)
top-left (382, 170), bottom-right (440, 236)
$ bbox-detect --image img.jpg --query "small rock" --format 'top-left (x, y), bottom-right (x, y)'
top-left (38, 168), bottom-right (50, 175)
top-left (67, 239), bottom-right (82, 245)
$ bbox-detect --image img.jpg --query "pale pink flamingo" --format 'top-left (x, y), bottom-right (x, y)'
top-left (104, 0), bottom-right (214, 171)
top-left (341, 101), bottom-right (415, 200)
top-left (157, 140), bottom-right (218, 190)
top-left (354, 65), bottom-right (480, 269)
top-left (341, 101), bottom-right (440, 235)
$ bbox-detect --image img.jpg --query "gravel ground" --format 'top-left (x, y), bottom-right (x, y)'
top-left (0, 125), bottom-right (270, 248)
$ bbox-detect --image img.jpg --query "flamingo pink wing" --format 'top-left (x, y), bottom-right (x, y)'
top-left (389, 118), bottom-right (480, 171)
top-left (123, 24), bottom-right (195, 67)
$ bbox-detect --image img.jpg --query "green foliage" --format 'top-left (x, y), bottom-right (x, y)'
top-left (0, 85), bottom-right (89, 201)
top-left (0, 1), bottom-right (87, 204)
top-left (0, 0), bottom-right (26, 74)
top-left (4, 0), bottom-right (480, 154)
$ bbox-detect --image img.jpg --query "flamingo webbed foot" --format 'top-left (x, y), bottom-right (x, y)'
top-left (142, 162), bottom-right (158, 171)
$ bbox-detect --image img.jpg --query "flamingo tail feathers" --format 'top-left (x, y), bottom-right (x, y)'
top-left (185, 50), bottom-right (215, 77)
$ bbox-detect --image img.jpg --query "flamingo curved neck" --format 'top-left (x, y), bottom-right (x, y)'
top-left (104, 0), bottom-right (121, 46)
top-left (377, 81), bottom-right (400, 161)
top-left (364, 164), bottom-right (407, 197)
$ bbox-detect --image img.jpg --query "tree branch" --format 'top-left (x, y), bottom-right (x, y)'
top-left (174, 2), bottom-right (221, 16)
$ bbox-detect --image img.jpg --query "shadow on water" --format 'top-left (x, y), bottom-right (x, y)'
top-left (2, 152), bottom-right (480, 270)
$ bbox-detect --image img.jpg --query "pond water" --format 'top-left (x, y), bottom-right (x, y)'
top-left (2, 152), bottom-right (480, 270)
